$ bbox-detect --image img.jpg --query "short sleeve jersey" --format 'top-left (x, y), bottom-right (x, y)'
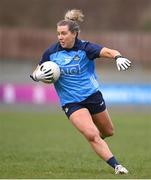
top-left (39, 38), bottom-right (103, 106)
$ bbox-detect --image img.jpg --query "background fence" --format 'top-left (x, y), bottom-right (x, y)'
top-left (0, 27), bottom-right (151, 65)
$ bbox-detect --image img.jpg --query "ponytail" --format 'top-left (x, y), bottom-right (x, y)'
top-left (57, 9), bottom-right (84, 35)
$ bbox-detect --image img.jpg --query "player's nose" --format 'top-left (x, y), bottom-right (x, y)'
top-left (58, 34), bottom-right (63, 40)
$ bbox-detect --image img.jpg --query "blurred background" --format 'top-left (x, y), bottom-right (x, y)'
top-left (0, 0), bottom-right (151, 107)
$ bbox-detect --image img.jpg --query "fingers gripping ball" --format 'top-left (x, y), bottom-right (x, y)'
top-left (36, 61), bottom-right (60, 84)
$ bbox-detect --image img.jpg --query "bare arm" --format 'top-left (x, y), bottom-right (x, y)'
top-left (100, 47), bottom-right (131, 71)
top-left (100, 47), bottom-right (121, 59)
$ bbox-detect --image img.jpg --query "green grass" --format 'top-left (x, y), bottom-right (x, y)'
top-left (0, 108), bottom-right (151, 179)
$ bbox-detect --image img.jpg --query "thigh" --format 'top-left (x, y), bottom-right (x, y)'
top-left (92, 109), bottom-right (114, 137)
top-left (69, 108), bottom-right (100, 139)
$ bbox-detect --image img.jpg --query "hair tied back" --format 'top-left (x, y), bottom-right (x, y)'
top-left (65, 9), bottom-right (84, 22)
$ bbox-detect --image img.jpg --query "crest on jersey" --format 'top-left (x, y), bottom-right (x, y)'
top-left (73, 55), bottom-right (80, 61)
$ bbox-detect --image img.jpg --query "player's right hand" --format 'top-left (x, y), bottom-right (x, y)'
top-left (32, 68), bottom-right (53, 82)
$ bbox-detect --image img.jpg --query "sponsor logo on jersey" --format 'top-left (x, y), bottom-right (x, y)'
top-left (60, 64), bottom-right (80, 75)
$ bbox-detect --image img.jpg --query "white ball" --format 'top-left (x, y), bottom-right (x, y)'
top-left (39, 61), bottom-right (60, 83)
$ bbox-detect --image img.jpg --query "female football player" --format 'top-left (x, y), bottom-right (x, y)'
top-left (30, 9), bottom-right (131, 174)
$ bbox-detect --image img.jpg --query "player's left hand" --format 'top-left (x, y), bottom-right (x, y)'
top-left (115, 56), bottom-right (131, 71)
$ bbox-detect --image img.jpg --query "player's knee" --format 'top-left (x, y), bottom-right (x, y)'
top-left (85, 129), bottom-right (100, 142)
top-left (105, 127), bottom-right (114, 137)
top-left (108, 129), bottom-right (114, 136)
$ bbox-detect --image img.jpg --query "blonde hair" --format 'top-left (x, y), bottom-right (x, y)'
top-left (64, 9), bottom-right (84, 22)
top-left (57, 9), bottom-right (84, 36)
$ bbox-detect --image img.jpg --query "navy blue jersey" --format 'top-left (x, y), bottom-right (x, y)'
top-left (39, 38), bottom-right (103, 106)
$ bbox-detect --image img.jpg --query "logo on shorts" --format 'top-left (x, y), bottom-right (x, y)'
top-left (65, 107), bottom-right (69, 113)
top-left (100, 101), bottom-right (104, 106)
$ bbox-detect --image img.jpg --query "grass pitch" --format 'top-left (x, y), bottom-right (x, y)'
top-left (0, 106), bottom-right (151, 179)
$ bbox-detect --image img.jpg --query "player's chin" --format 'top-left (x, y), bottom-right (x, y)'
top-left (60, 43), bottom-right (68, 48)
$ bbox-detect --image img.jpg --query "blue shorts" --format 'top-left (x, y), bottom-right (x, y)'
top-left (62, 91), bottom-right (106, 118)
